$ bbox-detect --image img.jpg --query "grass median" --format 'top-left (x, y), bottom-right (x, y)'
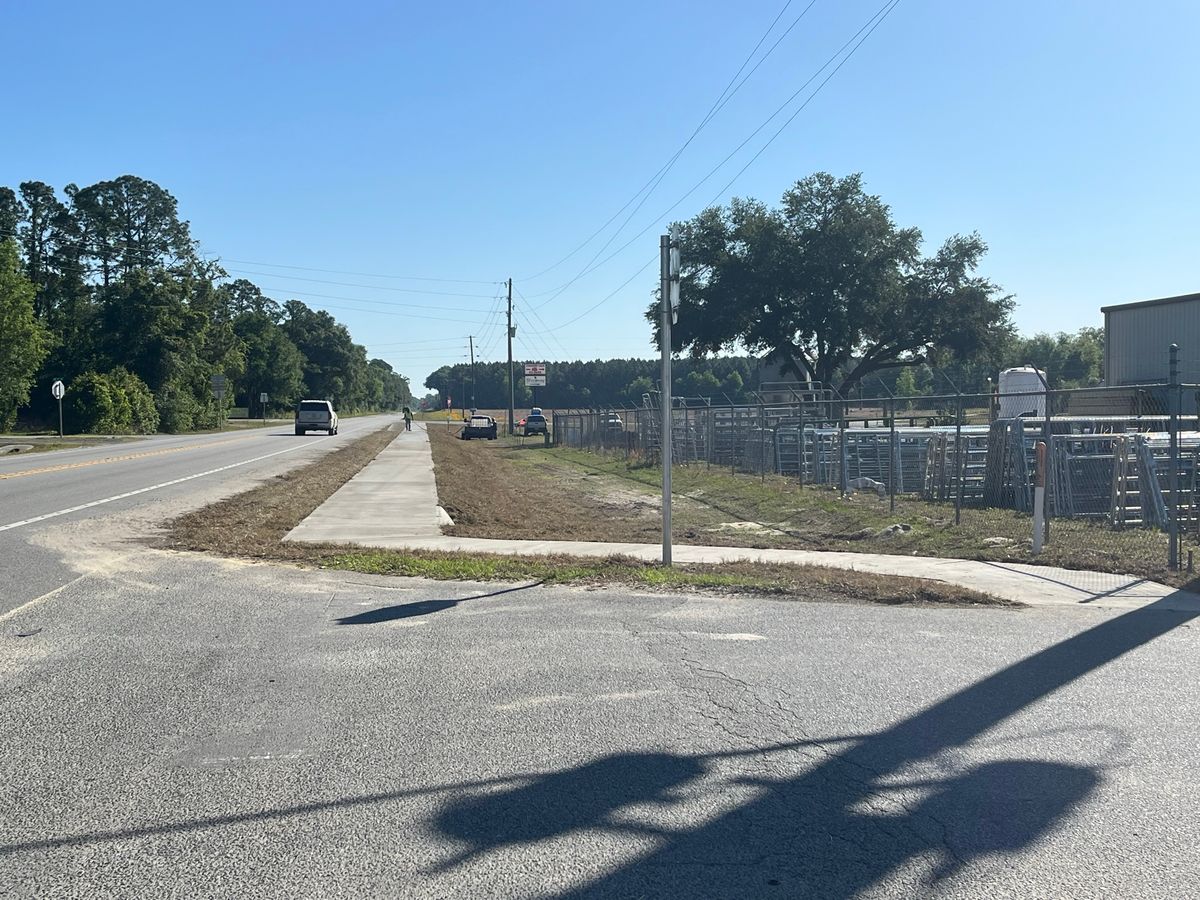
top-left (160, 423), bottom-right (1014, 608)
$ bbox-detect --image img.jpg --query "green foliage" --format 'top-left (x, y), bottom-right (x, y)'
top-left (110, 367), bottom-right (159, 433)
top-left (654, 172), bottom-right (1014, 394)
top-left (63, 372), bottom-right (121, 434)
top-left (2, 176), bottom-right (412, 431)
top-left (63, 369), bottom-right (158, 434)
top-left (0, 240), bottom-right (50, 429)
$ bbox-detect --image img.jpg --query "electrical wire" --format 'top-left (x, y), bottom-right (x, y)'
top-left (518, 0), bottom-right (815, 284)
top-left (530, 0), bottom-right (903, 319)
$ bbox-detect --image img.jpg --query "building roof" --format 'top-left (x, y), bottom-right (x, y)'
top-left (1101, 292), bottom-right (1200, 314)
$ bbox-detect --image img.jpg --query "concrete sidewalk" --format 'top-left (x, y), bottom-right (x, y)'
top-left (284, 423), bottom-right (1200, 612)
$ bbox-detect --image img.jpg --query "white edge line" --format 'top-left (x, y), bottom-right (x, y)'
top-left (0, 574), bottom-right (90, 624)
top-left (0, 421), bottom-right (384, 535)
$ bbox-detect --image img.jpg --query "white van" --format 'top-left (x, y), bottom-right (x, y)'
top-left (295, 399), bottom-right (339, 435)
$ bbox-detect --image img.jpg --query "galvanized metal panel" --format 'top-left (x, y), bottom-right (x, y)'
top-left (1105, 296), bottom-right (1200, 385)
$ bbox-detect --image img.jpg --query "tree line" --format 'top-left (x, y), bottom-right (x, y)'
top-left (0, 176), bottom-right (411, 433)
top-left (422, 327), bottom-right (1102, 412)
top-left (428, 172), bottom-right (1101, 411)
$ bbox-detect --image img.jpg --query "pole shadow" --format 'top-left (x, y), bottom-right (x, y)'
top-left (430, 594), bottom-right (1197, 897)
top-left (334, 581), bottom-right (543, 625)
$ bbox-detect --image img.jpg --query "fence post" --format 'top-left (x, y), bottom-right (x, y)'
top-left (954, 392), bottom-right (963, 525)
top-left (759, 402), bottom-right (766, 484)
top-left (839, 415), bottom-right (848, 497)
top-left (1169, 343), bottom-right (1180, 570)
top-left (889, 398), bottom-right (896, 512)
top-left (1033, 440), bottom-right (1047, 554)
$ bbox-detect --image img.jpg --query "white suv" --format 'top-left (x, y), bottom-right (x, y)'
top-left (295, 399), bottom-right (339, 435)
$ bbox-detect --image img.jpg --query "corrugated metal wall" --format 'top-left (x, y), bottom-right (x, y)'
top-left (1105, 297), bottom-right (1200, 384)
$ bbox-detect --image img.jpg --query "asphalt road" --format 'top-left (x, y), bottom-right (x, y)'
top-left (1, 419), bottom-right (1199, 897)
top-left (0, 416), bottom-right (396, 617)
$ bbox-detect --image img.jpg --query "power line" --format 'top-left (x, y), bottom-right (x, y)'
top-left (518, 0), bottom-right (816, 284)
top-left (216, 257), bottom-right (499, 285)
top-left (226, 268), bottom-right (499, 299)
top-left (249, 284), bottom-right (501, 314)
top-left (530, 0), bottom-right (902, 316)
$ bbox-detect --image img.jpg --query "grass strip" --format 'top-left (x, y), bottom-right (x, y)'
top-left (161, 424), bottom-right (1015, 608)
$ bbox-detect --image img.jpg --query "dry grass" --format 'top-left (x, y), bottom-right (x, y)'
top-left (160, 424), bottom-right (1012, 608)
top-left (163, 426), bottom-right (400, 557)
top-left (428, 431), bottom-right (1185, 586)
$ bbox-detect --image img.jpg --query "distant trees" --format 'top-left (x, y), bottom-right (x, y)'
top-left (423, 357), bottom-right (759, 410)
top-left (651, 173), bottom-right (1014, 395)
top-left (1, 176), bottom-right (413, 432)
top-left (0, 240), bottom-right (49, 429)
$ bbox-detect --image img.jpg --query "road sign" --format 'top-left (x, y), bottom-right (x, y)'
top-left (524, 363), bottom-right (546, 376)
top-left (259, 392), bottom-right (269, 403)
top-left (210, 374), bottom-right (227, 389)
top-left (524, 375), bottom-right (547, 387)
top-left (51, 380), bottom-right (65, 438)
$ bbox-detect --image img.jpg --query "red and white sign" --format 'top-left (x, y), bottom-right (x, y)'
top-left (524, 363), bottom-right (546, 376)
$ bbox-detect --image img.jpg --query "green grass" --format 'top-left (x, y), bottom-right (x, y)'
top-left (320, 550), bottom-right (1011, 606)
top-left (503, 444), bottom-right (1181, 586)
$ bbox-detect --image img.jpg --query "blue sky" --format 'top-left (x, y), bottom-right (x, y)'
top-left (4, 0), bottom-right (1198, 388)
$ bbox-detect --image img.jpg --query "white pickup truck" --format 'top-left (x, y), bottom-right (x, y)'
top-left (295, 399), bottom-right (339, 435)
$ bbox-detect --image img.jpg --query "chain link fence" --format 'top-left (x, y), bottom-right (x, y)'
top-left (552, 348), bottom-right (1200, 579)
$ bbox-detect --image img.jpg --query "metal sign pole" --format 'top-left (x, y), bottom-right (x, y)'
top-left (660, 234), bottom-right (672, 566)
top-left (51, 380), bottom-right (65, 437)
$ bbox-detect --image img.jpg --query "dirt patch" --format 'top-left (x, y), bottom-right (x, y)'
top-left (429, 427), bottom-right (668, 541)
top-left (158, 425), bottom-right (1011, 608)
top-left (163, 425), bottom-right (400, 557)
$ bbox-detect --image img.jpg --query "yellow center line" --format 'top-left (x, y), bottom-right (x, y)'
top-left (0, 432), bottom-right (268, 481)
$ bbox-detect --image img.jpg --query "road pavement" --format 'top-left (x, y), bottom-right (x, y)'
top-left (0, 416), bottom-right (396, 617)
top-left (2, 417), bottom-right (1199, 897)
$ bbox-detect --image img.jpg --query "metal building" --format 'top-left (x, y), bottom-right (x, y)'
top-left (1103, 291), bottom-right (1200, 385)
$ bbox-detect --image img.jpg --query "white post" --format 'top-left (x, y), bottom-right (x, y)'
top-left (1032, 440), bottom-right (1046, 554)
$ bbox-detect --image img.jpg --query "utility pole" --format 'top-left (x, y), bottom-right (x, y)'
top-left (660, 230), bottom-right (680, 566)
top-left (468, 335), bottom-right (476, 411)
top-left (506, 277), bottom-right (515, 435)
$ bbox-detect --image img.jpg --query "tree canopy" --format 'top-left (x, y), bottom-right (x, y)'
top-left (1, 176), bottom-right (411, 432)
top-left (651, 172), bottom-right (1015, 394)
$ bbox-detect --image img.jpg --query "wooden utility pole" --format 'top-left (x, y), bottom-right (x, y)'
top-left (468, 335), bottom-right (476, 410)
top-left (506, 277), bottom-right (515, 435)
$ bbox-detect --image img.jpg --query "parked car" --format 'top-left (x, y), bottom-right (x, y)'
top-left (604, 413), bottom-right (624, 432)
top-left (295, 399), bottom-right (338, 435)
top-left (523, 413), bottom-right (548, 436)
top-left (461, 414), bottom-right (498, 440)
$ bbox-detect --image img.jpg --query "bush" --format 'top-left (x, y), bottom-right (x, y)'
top-left (110, 368), bottom-right (159, 433)
top-left (63, 372), bottom-right (121, 434)
top-left (64, 369), bottom-right (160, 434)
top-left (156, 382), bottom-right (199, 433)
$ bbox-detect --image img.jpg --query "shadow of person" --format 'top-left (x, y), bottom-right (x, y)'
top-left (431, 594), bottom-right (1199, 897)
top-left (433, 751), bottom-right (705, 870)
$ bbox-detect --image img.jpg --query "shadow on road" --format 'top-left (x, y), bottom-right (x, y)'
top-left (432, 595), bottom-right (1197, 897)
top-left (2, 593), bottom-right (1194, 897)
top-left (334, 581), bottom-right (543, 625)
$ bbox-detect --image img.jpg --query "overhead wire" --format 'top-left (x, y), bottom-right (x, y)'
top-left (533, 0), bottom-right (904, 325)
top-left (215, 257), bottom-right (499, 284)
top-left (518, 0), bottom-right (814, 284)
top-left (225, 268), bottom-right (499, 299)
